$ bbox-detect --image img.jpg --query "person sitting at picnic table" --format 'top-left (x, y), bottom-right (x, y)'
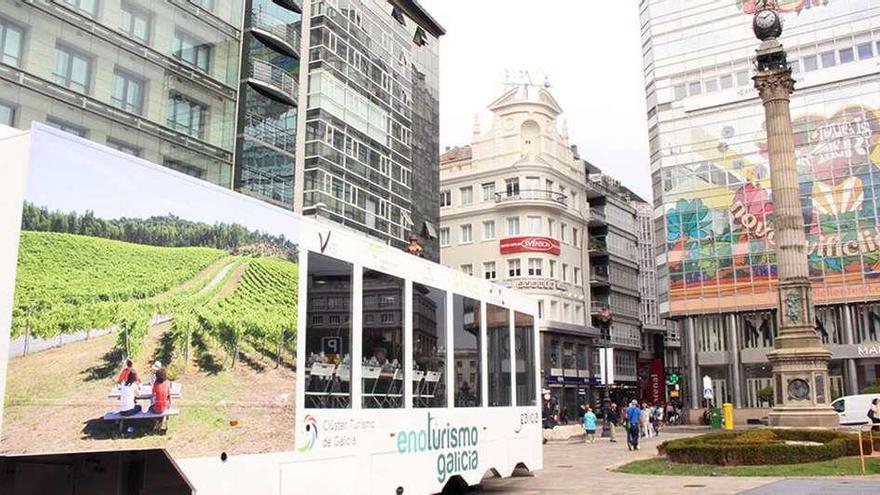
top-left (118, 370), bottom-right (143, 417)
top-left (149, 361), bottom-right (162, 384)
top-left (149, 367), bottom-right (170, 414)
top-left (117, 359), bottom-right (136, 385)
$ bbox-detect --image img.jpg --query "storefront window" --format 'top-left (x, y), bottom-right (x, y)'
top-left (514, 311), bottom-right (536, 406)
top-left (453, 295), bottom-right (481, 407)
top-left (305, 253), bottom-right (352, 409)
top-left (487, 304), bottom-right (511, 407)
top-left (361, 268), bottom-right (404, 409)
top-left (740, 312), bottom-right (775, 349)
top-left (413, 283), bottom-right (447, 408)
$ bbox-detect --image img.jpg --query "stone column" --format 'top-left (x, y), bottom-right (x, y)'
top-left (686, 317), bottom-right (700, 409)
top-left (754, 67), bottom-right (838, 427)
top-left (728, 313), bottom-right (743, 408)
top-left (842, 305), bottom-right (859, 395)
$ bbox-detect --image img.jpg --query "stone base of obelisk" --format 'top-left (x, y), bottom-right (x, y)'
top-left (767, 407), bottom-right (841, 428)
top-left (766, 345), bottom-right (840, 428)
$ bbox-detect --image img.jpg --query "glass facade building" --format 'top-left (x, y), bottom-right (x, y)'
top-left (298, 0), bottom-right (443, 261)
top-left (0, 0), bottom-right (243, 185)
top-left (641, 0), bottom-right (880, 413)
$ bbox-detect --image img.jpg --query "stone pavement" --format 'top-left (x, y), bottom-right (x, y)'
top-left (475, 427), bottom-right (880, 494)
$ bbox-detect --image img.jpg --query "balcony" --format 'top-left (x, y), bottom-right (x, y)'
top-left (588, 206), bottom-right (606, 226)
top-left (589, 265), bottom-right (609, 286)
top-left (590, 300), bottom-right (610, 315)
top-left (494, 189), bottom-right (568, 209)
top-left (251, 9), bottom-right (301, 58)
top-left (243, 112), bottom-right (296, 152)
top-left (588, 236), bottom-right (608, 257)
top-left (273, 0), bottom-right (302, 13)
top-left (247, 59), bottom-right (298, 106)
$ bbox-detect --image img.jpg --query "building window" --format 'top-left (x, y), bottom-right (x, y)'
top-left (167, 92), bottom-right (207, 139)
top-left (460, 186), bottom-right (473, 206)
top-left (687, 81), bottom-right (701, 96)
top-left (189, 0), bottom-right (214, 11)
top-left (574, 267), bottom-right (581, 285)
top-left (527, 258), bottom-right (542, 276)
top-left (673, 84), bottom-right (686, 101)
top-left (163, 158), bottom-right (205, 178)
top-left (803, 54), bottom-right (818, 72)
top-left (173, 29), bottom-right (211, 73)
top-left (705, 78), bottom-right (718, 93)
top-left (482, 182), bottom-right (495, 202)
top-left (505, 177), bottom-right (519, 196)
top-left (46, 117), bottom-right (87, 137)
top-left (719, 74), bottom-right (733, 89)
top-left (547, 219), bottom-right (555, 237)
top-left (0, 19), bottom-right (24, 67)
top-left (526, 216), bottom-right (541, 235)
top-left (735, 70), bottom-right (749, 86)
top-left (508, 259), bottom-right (521, 277)
top-left (838, 47), bottom-right (855, 64)
top-left (112, 69), bottom-right (145, 114)
top-left (120, 2), bottom-right (151, 44)
top-left (507, 217), bottom-right (520, 236)
top-left (62, 0), bottom-right (99, 17)
top-left (460, 264), bottom-right (473, 276)
top-left (549, 260), bottom-right (556, 278)
top-left (439, 190), bottom-right (451, 207)
top-left (459, 224), bottom-right (472, 244)
top-left (413, 27), bottom-right (428, 47)
top-left (572, 228), bottom-right (579, 247)
top-left (0, 101), bottom-right (14, 126)
top-left (537, 300), bottom-right (544, 319)
top-left (483, 220), bottom-right (495, 240)
top-left (561, 223), bottom-right (568, 243)
top-left (562, 263), bottom-right (568, 282)
top-left (820, 50), bottom-right (836, 68)
top-left (106, 138), bottom-right (140, 157)
top-left (483, 262), bottom-right (496, 279)
top-left (439, 227), bottom-right (450, 246)
top-left (857, 42), bottom-right (874, 60)
top-left (54, 44), bottom-right (92, 93)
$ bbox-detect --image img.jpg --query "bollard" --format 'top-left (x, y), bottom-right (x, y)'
top-left (723, 403), bottom-right (734, 430)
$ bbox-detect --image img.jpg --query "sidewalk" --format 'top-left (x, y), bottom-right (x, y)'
top-left (477, 431), bottom-right (778, 494)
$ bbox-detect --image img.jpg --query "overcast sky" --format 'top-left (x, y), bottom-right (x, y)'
top-left (420, 0), bottom-right (652, 200)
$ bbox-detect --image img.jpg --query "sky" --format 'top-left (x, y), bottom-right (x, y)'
top-left (420, 0), bottom-right (652, 200)
top-left (25, 124), bottom-right (300, 240)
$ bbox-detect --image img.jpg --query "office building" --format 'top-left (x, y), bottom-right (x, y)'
top-left (0, 0), bottom-right (244, 185)
top-left (640, 0), bottom-right (880, 419)
top-left (439, 86), bottom-right (599, 417)
top-left (295, 0), bottom-right (444, 261)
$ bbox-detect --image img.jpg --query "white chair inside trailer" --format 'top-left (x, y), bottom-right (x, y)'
top-left (361, 366), bottom-right (383, 407)
top-left (412, 370), bottom-right (425, 406)
top-left (385, 368), bottom-right (403, 408)
top-left (305, 362), bottom-right (336, 408)
top-left (422, 370), bottom-right (442, 406)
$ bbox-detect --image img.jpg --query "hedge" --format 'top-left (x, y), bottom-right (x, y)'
top-left (658, 429), bottom-right (879, 466)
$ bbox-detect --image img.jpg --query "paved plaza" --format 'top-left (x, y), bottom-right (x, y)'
top-left (475, 429), bottom-right (880, 494)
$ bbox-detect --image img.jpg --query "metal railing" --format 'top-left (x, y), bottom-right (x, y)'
top-left (588, 236), bottom-right (608, 254)
top-left (251, 9), bottom-right (301, 56)
top-left (494, 189), bottom-right (568, 206)
top-left (589, 206), bottom-right (606, 223)
top-left (243, 112), bottom-right (296, 152)
top-left (249, 59), bottom-right (299, 104)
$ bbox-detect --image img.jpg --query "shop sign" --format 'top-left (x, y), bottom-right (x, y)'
top-left (825, 343), bottom-right (880, 359)
top-left (500, 236), bottom-right (561, 255)
top-left (502, 278), bottom-right (570, 292)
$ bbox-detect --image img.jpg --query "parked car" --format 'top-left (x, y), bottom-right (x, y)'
top-left (831, 394), bottom-right (880, 425)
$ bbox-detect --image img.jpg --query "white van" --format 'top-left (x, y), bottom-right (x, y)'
top-left (831, 394), bottom-right (880, 426)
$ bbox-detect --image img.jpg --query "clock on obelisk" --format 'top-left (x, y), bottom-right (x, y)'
top-left (751, 0), bottom-right (838, 427)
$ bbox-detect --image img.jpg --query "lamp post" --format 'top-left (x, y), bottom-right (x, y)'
top-left (751, 0), bottom-right (838, 427)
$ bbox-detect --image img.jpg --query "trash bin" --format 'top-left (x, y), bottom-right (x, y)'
top-left (723, 403), bottom-right (734, 430)
top-left (710, 407), bottom-right (722, 429)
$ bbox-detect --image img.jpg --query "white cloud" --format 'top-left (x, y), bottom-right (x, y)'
top-left (421, 0), bottom-right (652, 200)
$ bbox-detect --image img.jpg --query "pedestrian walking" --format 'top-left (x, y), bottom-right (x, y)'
top-left (639, 402), bottom-right (652, 439)
top-left (583, 406), bottom-right (597, 444)
top-left (653, 402), bottom-right (663, 435)
top-left (626, 400), bottom-right (642, 451)
top-left (605, 401), bottom-right (618, 442)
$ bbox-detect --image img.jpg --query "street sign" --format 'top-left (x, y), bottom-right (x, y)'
top-left (670, 390), bottom-right (680, 398)
top-left (668, 372), bottom-right (680, 385)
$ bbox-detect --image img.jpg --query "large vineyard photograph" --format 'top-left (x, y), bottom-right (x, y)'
top-left (1, 194), bottom-right (300, 457)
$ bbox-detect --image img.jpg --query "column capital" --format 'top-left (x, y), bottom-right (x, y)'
top-left (753, 69), bottom-right (795, 103)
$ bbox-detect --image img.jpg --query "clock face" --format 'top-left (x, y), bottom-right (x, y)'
top-left (787, 378), bottom-right (810, 400)
top-left (756, 10), bottom-right (778, 29)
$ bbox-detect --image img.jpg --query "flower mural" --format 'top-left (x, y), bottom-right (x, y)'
top-left (739, 0), bottom-right (831, 15)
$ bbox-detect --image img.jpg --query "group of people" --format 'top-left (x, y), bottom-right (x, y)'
top-left (582, 399), bottom-right (675, 451)
top-left (116, 359), bottom-right (171, 422)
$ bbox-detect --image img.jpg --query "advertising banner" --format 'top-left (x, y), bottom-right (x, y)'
top-left (0, 127), bottom-right (300, 458)
top-left (499, 237), bottom-right (561, 255)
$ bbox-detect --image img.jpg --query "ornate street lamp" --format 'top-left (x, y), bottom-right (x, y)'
top-left (751, 0), bottom-right (838, 427)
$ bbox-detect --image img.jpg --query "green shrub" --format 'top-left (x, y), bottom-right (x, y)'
top-left (862, 384), bottom-right (880, 395)
top-left (661, 429), bottom-right (873, 466)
